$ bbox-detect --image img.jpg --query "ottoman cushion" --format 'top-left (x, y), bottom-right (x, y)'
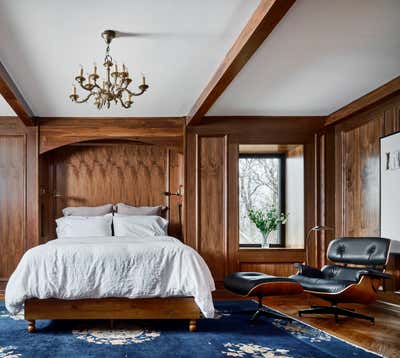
top-left (224, 272), bottom-right (302, 296)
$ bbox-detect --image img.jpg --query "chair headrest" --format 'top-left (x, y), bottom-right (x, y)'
top-left (327, 237), bottom-right (391, 266)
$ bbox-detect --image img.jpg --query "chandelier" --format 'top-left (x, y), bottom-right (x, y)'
top-left (69, 30), bottom-right (149, 109)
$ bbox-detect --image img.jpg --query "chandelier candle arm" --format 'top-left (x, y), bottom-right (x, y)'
top-left (69, 29), bottom-right (149, 110)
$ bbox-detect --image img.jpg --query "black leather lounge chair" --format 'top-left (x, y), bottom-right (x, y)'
top-left (291, 237), bottom-right (391, 323)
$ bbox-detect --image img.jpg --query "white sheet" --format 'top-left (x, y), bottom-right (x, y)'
top-left (5, 235), bottom-right (215, 318)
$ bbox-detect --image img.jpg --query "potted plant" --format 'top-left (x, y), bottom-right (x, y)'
top-left (248, 207), bottom-right (288, 248)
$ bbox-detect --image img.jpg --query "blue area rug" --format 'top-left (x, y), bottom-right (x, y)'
top-left (0, 300), bottom-right (379, 358)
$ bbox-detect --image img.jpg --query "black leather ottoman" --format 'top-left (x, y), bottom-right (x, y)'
top-left (224, 272), bottom-right (303, 321)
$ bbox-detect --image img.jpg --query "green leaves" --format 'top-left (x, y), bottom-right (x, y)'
top-left (248, 207), bottom-right (288, 237)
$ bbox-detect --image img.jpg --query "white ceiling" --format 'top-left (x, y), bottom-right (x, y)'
top-left (1, 1), bottom-right (399, 118)
top-left (0, 0), bottom-right (258, 117)
top-left (0, 94), bottom-right (16, 116)
top-left (208, 0), bottom-right (400, 116)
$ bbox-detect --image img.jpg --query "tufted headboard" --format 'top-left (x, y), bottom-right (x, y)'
top-left (327, 237), bottom-right (391, 266)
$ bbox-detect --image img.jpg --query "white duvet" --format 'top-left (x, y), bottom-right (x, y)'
top-left (5, 236), bottom-right (215, 318)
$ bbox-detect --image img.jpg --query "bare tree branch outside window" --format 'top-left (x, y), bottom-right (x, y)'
top-left (239, 157), bottom-right (281, 245)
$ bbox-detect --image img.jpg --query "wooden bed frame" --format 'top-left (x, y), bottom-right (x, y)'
top-left (25, 297), bottom-right (201, 333)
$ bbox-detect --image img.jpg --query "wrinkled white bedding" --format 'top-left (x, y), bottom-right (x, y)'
top-left (5, 236), bottom-right (215, 318)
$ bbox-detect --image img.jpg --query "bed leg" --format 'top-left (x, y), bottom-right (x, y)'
top-left (110, 319), bottom-right (114, 329)
top-left (189, 319), bottom-right (197, 332)
top-left (27, 320), bottom-right (36, 333)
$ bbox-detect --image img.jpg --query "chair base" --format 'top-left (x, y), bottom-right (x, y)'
top-left (243, 297), bottom-right (293, 322)
top-left (250, 307), bottom-right (293, 322)
top-left (298, 304), bottom-right (374, 324)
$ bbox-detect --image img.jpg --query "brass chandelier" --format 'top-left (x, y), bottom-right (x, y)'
top-left (69, 30), bottom-right (149, 109)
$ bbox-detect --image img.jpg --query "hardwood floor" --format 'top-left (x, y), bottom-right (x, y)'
top-left (1, 292), bottom-right (399, 356)
top-left (216, 292), bottom-right (400, 358)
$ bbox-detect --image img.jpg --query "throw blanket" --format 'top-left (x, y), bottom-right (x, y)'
top-left (5, 236), bottom-right (215, 318)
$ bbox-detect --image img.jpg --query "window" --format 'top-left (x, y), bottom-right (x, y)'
top-left (239, 153), bottom-right (285, 247)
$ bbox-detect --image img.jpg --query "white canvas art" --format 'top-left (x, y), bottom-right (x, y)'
top-left (380, 131), bottom-right (400, 253)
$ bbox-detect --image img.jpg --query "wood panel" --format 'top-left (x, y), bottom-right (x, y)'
top-left (238, 249), bottom-right (304, 263)
top-left (340, 117), bottom-right (382, 236)
top-left (167, 150), bottom-right (184, 238)
top-left (0, 136), bottom-right (25, 281)
top-left (40, 142), bottom-right (183, 241)
top-left (0, 117), bottom-right (38, 292)
top-left (316, 128), bottom-right (336, 267)
top-left (240, 263), bottom-right (297, 277)
top-left (39, 117), bottom-right (184, 153)
top-left (198, 136), bottom-right (227, 281)
top-left (303, 137), bottom-right (318, 267)
top-left (326, 93), bottom-right (400, 292)
top-left (190, 116), bottom-right (325, 143)
top-left (185, 116), bottom-right (320, 281)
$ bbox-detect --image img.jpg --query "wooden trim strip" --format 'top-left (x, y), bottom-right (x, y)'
top-left (0, 62), bottom-right (34, 126)
top-left (186, 0), bottom-right (296, 126)
top-left (325, 76), bottom-right (400, 126)
top-left (238, 248), bottom-right (305, 263)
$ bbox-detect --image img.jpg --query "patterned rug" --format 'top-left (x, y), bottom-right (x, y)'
top-left (0, 300), bottom-right (380, 358)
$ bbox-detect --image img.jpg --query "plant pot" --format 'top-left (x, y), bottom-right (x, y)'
top-left (261, 233), bottom-right (271, 248)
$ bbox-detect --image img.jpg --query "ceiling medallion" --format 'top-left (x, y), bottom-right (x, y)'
top-left (69, 30), bottom-right (149, 109)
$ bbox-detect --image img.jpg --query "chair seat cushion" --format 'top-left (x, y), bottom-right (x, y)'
top-left (290, 274), bottom-right (354, 293)
top-left (224, 272), bottom-right (301, 296)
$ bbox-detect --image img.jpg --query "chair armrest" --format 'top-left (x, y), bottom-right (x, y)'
top-left (357, 269), bottom-right (392, 280)
top-left (294, 263), bottom-right (324, 278)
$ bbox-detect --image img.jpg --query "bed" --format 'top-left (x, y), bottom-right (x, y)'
top-left (5, 235), bottom-right (215, 332)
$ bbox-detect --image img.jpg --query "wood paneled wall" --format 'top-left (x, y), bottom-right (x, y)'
top-left (0, 117), bottom-right (38, 292)
top-left (40, 142), bottom-right (183, 241)
top-left (185, 116), bottom-right (325, 285)
top-left (323, 94), bottom-right (400, 290)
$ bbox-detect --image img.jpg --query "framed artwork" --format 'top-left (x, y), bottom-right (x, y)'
top-left (380, 130), bottom-right (400, 254)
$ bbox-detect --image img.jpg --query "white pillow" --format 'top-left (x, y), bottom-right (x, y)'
top-left (56, 214), bottom-right (113, 238)
top-left (62, 204), bottom-right (113, 216)
top-left (114, 203), bottom-right (164, 216)
top-left (113, 215), bottom-right (168, 237)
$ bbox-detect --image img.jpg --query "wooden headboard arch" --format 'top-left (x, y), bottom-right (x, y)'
top-left (39, 119), bottom-right (184, 243)
top-left (39, 117), bottom-right (184, 154)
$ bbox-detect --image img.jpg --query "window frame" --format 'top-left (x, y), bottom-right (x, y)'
top-left (238, 153), bottom-right (286, 248)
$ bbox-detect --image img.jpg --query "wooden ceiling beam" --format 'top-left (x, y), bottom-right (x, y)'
top-left (0, 62), bottom-right (34, 126)
top-left (186, 0), bottom-right (296, 126)
top-left (325, 76), bottom-right (400, 126)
